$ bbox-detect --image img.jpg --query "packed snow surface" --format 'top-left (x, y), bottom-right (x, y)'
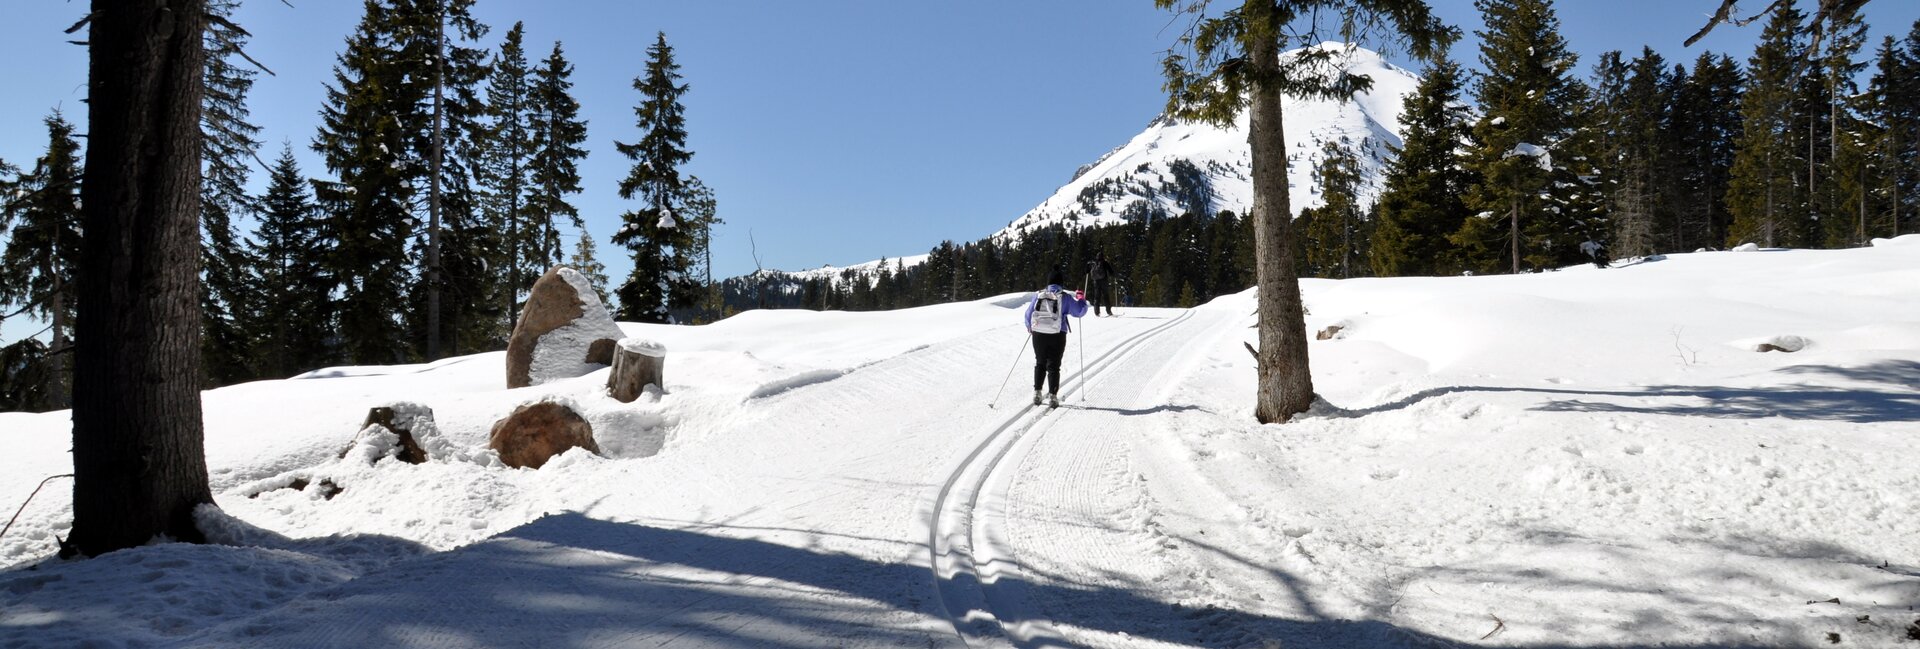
top-left (4, 239), bottom-right (1920, 647)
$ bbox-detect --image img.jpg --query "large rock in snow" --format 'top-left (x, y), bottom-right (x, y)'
top-left (506, 266), bottom-right (624, 389)
top-left (488, 400), bottom-right (600, 469)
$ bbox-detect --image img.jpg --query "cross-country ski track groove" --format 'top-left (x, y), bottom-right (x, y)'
top-left (928, 309), bottom-right (1201, 648)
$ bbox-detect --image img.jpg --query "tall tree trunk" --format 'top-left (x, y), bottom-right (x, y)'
top-left (1245, 0), bottom-right (1312, 424)
top-left (1509, 197), bottom-right (1520, 274)
top-left (47, 276), bottom-right (71, 410)
top-left (69, 0), bottom-right (213, 556)
top-left (426, 12), bottom-right (446, 360)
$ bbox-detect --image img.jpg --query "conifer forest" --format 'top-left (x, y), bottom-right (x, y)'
top-left (2, 0), bottom-right (1917, 411)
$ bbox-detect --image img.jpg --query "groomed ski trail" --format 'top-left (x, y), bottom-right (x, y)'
top-left (927, 308), bottom-right (1207, 647)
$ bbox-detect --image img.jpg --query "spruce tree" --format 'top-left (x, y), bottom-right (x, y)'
top-left (1671, 53), bottom-right (1744, 249)
top-left (1600, 48), bottom-right (1679, 258)
top-left (0, 114), bottom-right (83, 411)
top-left (681, 176), bottom-right (722, 320)
top-left (480, 22), bottom-right (538, 328)
top-left (254, 145), bottom-right (334, 377)
top-left (200, 0), bottom-right (264, 386)
top-left (397, 0), bottom-right (492, 358)
top-left (313, 0), bottom-right (422, 364)
top-left (1727, 1), bottom-right (1811, 248)
top-left (1371, 54), bottom-right (1476, 276)
top-left (528, 41), bottom-right (590, 272)
top-left (1303, 138), bottom-right (1368, 278)
top-left (1458, 0), bottom-right (1589, 273)
top-left (568, 228), bottom-right (612, 302)
top-left (1866, 30), bottom-right (1918, 237)
top-left (401, 0), bottom-right (494, 357)
top-left (1815, 4), bottom-right (1868, 247)
top-left (613, 32), bottom-right (699, 324)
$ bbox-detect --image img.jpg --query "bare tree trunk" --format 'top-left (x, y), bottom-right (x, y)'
top-left (47, 275), bottom-right (71, 410)
top-left (69, 0), bottom-right (213, 556)
top-left (1509, 198), bottom-right (1520, 274)
top-left (1245, 0), bottom-right (1313, 424)
top-left (426, 11), bottom-right (446, 360)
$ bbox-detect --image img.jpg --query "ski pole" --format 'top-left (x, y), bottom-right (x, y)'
top-left (1080, 274), bottom-right (1090, 402)
top-left (988, 332), bottom-right (1030, 409)
top-left (1078, 317), bottom-right (1087, 402)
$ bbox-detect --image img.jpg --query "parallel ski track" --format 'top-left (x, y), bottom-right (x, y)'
top-left (928, 309), bottom-right (1198, 647)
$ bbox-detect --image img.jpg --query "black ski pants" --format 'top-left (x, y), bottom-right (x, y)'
top-left (1032, 331), bottom-right (1067, 394)
top-left (1089, 280), bottom-right (1114, 315)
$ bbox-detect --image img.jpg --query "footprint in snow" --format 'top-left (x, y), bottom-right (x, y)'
top-left (1369, 468), bottom-right (1402, 481)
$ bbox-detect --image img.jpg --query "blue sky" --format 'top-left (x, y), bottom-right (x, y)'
top-left (2, 1), bottom-right (1917, 343)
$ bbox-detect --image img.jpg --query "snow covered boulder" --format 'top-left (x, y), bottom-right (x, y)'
top-left (506, 266), bottom-right (624, 389)
top-left (1733, 334), bottom-right (1809, 353)
top-left (488, 399), bottom-right (601, 470)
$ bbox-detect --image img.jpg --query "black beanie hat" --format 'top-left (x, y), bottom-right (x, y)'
top-left (1046, 268), bottom-right (1064, 286)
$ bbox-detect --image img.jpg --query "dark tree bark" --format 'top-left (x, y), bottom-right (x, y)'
top-left (1244, 0), bottom-right (1315, 423)
top-left (68, 0), bottom-right (214, 556)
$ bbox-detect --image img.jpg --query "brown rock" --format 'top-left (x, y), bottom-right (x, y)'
top-left (1316, 324), bottom-right (1345, 341)
top-left (506, 266), bottom-right (624, 388)
top-left (585, 338), bottom-right (617, 365)
top-left (489, 401), bottom-right (601, 469)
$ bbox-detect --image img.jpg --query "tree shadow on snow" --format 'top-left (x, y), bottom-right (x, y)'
top-left (1331, 361), bottom-right (1920, 424)
top-left (159, 512), bottom-right (1840, 648)
top-left (1068, 403), bottom-right (1208, 417)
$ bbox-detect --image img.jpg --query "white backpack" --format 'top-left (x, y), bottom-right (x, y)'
top-left (1030, 289), bottom-right (1064, 334)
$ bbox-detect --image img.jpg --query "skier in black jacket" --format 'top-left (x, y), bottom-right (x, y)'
top-left (1086, 253), bottom-right (1116, 317)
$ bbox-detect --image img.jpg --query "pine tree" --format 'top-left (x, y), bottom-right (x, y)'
top-left (568, 228), bottom-right (612, 302)
top-left (1458, 0), bottom-right (1589, 273)
top-left (612, 32), bottom-right (699, 324)
top-left (396, 0), bottom-right (492, 359)
top-left (1303, 138), bottom-right (1368, 278)
top-left (1371, 54), bottom-right (1476, 276)
top-left (528, 41), bottom-right (590, 272)
top-left (1728, 1), bottom-right (1811, 248)
top-left (400, 0), bottom-right (494, 357)
top-left (313, 0), bottom-right (422, 364)
top-left (200, 0), bottom-right (264, 386)
top-left (1866, 29), bottom-right (1918, 237)
top-left (254, 145), bottom-right (334, 378)
top-left (1598, 48), bottom-right (1679, 258)
top-left (1815, 4), bottom-right (1868, 247)
top-left (480, 22), bottom-right (539, 329)
top-left (681, 176), bottom-right (722, 320)
top-left (1671, 53), bottom-right (1744, 249)
top-left (1157, 0), bottom-right (1454, 423)
top-left (0, 113), bottom-right (83, 411)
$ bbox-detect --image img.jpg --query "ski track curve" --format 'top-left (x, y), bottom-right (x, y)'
top-left (926, 309), bottom-right (1204, 647)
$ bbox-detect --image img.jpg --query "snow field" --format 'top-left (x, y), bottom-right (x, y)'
top-left (1, 238), bottom-right (1917, 647)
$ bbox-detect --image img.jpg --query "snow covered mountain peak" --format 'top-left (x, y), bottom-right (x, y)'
top-left (996, 43), bottom-right (1419, 241)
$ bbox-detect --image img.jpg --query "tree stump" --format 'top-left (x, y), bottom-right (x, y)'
top-left (608, 338), bottom-right (667, 403)
top-left (338, 404), bottom-right (431, 465)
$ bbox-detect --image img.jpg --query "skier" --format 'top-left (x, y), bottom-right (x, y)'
top-left (1086, 253), bottom-right (1117, 317)
top-left (1024, 267), bottom-right (1088, 408)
